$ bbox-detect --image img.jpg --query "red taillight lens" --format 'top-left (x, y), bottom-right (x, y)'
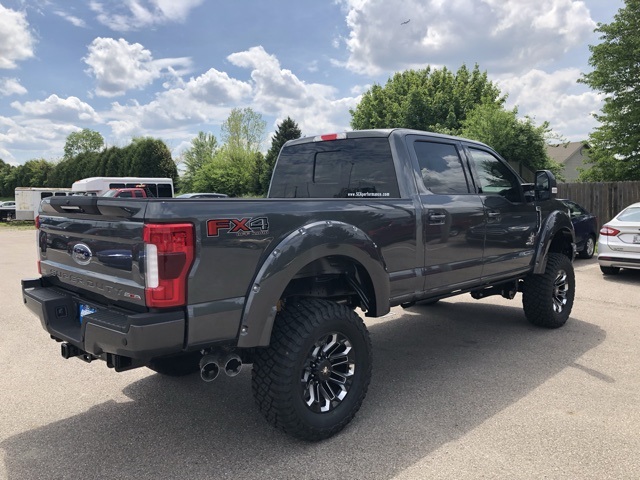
top-left (143, 223), bottom-right (194, 308)
top-left (35, 215), bottom-right (40, 229)
top-left (599, 226), bottom-right (620, 236)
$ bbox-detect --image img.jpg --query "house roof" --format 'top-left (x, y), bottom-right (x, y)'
top-left (546, 141), bottom-right (589, 164)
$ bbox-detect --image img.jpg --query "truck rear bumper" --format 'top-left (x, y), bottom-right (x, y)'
top-left (22, 277), bottom-right (185, 360)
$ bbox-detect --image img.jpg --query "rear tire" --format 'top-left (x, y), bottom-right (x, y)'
top-left (523, 253), bottom-right (575, 328)
top-left (579, 235), bottom-right (595, 259)
top-left (600, 266), bottom-right (620, 275)
top-left (252, 298), bottom-right (372, 441)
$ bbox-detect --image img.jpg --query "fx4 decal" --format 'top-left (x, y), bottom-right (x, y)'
top-left (207, 217), bottom-right (270, 237)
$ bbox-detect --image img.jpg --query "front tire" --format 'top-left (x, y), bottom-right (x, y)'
top-left (523, 253), bottom-right (575, 328)
top-left (252, 299), bottom-right (372, 441)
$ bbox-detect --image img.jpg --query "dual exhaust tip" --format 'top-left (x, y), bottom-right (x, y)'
top-left (199, 352), bottom-right (242, 382)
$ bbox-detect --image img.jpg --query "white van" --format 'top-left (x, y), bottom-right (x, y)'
top-left (72, 177), bottom-right (174, 197)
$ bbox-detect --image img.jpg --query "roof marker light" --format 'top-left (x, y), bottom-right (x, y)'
top-left (313, 133), bottom-right (347, 142)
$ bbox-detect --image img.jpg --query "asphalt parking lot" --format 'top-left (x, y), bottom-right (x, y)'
top-left (1, 228), bottom-right (639, 479)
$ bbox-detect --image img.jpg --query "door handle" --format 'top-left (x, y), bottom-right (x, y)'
top-left (487, 211), bottom-right (501, 218)
top-left (428, 213), bottom-right (446, 224)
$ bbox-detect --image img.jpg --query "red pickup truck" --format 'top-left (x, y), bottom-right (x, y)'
top-left (102, 187), bottom-right (149, 198)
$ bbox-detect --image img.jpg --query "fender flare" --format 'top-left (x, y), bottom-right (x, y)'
top-left (237, 220), bottom-right (390, 348)
top-left (532, 209), bottom-right (576, 274)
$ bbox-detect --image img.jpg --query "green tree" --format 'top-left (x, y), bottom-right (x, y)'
top-left (221, 107), bottom-right (266, 153)
top-left (578, 0), bottom-right (640, 181)
top-left (350, 64), bottom-right (504, 134)
top-left (128, 137), bottom-right (178, 181)
top-left (0, 159), bottom-right (14, 196)
top-left (63, 129), bottom-right (105, 160)
top-left (261, 117), bottom-right (301, 194)
top-left (180, 131), bottom-right (218, 192)
top-left (461, 102), bottom-right (564, 179)
top-left (192, 146), bottom-right (255, 197)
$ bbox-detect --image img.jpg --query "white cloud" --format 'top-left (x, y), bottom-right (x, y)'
top-left (0, 78), bottom-right (27, 97)
top-left (90, 0), bottom-right (205, 31)
top-left (84, 37), bottom-right (192, 97)
top-left (53, 10), bottom-right (88, 28)
top-left (0, 115), bottom-right (79, 162)
top-left (11, 94), bottom-right (101, 123)
top-left (339, 0), bottom-right (596, 75)
top-left (0, 5), bottom-right (35, 69)
top-left (497, 68), bottom-right (602, 141)
top-left (227, 46), bottom-right (357, 135)
top-left (103, 67), bottom-right (253, 139)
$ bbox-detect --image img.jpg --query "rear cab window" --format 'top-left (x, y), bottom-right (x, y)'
top-left (269, 137), bottom-right (400, 199)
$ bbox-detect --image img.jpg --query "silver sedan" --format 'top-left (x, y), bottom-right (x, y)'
top-left (597, 201), bottom-right (640, 275)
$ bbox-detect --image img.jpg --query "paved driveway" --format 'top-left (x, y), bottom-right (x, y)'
top-left (1, 229), bottom-right (638, 479)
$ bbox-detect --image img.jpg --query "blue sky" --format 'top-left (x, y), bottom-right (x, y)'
top-left (0, 0), bottom-right (624, 166)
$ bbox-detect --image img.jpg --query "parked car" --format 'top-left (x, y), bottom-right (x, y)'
top-left (559, 199), bottom-right (598, 259)
top-left (0, 200), bottom-right (16, 221)
top-left (597, 201), bottom-right (640, 275)
top-left (176, 192), bottom-right (228, 198)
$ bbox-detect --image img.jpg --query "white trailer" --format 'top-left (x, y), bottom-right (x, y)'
top-left (71, 177), bottom-right (174, 197)
top-left (14, 187), bottom-right (73, 221)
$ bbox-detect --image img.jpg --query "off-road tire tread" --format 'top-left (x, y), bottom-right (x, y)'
top-left (252, 298), bottom-right (372, 441)
top-left (523, 253), bottom-right (575, 328)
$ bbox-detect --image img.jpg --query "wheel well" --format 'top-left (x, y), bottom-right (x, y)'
top-left (280, 255), bottom-right (376, 313)
top-left (547, 229), bottom-right (575, 259)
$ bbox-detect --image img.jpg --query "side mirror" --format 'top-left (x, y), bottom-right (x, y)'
top-left (534, 170), bottom-right (557, 201)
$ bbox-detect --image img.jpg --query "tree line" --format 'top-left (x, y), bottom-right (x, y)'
top-left (0, 135), bottom-right (177, 197)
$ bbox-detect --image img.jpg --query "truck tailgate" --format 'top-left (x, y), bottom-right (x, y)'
top-left (38, 196), bottom-right (147, 309)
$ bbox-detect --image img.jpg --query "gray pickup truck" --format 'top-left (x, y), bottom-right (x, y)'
top-left (22, 129), bottom-right (576, 440)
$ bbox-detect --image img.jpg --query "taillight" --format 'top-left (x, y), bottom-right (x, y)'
top-left (599, 226), bottom-right (620, 236)
top-left (143, 223), bottom-right (194, 308)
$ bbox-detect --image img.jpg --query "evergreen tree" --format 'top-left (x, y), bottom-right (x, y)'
top-left (262, 117), bottom-right (301, 193)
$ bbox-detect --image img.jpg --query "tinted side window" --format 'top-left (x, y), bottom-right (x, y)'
top-left (270, 138), bottom-right (400, 198)
top-left (468, 148), bottom-right (520, 201)
top-left (414, 141), bottom-right (469, 194)
top-left (157, 184), bottom-right (173, 197)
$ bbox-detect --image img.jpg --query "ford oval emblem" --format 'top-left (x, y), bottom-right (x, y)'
top-left (71, 243), bottom-right (92, 266)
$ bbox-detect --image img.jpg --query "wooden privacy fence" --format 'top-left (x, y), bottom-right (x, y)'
top-left (557, 181), bottom-right (640, 229)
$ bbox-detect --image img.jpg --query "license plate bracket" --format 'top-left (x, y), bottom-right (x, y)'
top-left (633, 234), bottom-right (640, 244)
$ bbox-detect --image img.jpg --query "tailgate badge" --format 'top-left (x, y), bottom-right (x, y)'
top-left (71, 243), bottom-right (92, 265)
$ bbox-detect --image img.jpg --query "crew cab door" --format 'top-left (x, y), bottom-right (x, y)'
top-left (407, 136), bottom-right (486, 293)
top-left (464, 145), bottom-right (539, 279)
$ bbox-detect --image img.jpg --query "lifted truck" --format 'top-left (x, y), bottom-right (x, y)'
top-left (22, 129), bottom-right (576, 441)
